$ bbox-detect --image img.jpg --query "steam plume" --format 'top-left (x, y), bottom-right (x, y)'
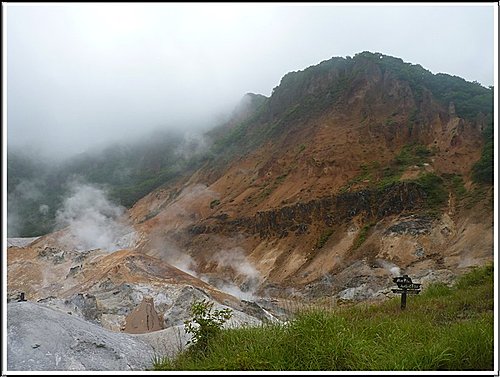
top-left (55, 181), bottom-right (136, 252)
top-left (377, 259), bottom-right (402, 277)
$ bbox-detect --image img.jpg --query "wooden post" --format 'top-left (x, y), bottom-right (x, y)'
top-left (401, 289), bottom-right (407, 310)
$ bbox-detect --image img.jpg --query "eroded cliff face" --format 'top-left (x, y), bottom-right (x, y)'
top-left (188, 182), bottom-right (426, 238)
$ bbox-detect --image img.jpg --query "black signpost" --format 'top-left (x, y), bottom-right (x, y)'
top-left (392, 275), bottom-right (421, 310)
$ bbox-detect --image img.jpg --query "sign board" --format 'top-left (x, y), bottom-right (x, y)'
top-left (397, 283), bottom-right (421, 290)
top-left (391, 275), bottom-right (422, 309)
top-left (393, 276), bottom-right (412, 285)
top-left (392, 288), bottom-right (420, 294)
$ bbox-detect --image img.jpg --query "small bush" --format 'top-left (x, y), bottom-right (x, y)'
top-left (395, 144), bottom-right (432, 167)
top-left (210, 199), bottom-right (221, 209)
top-left (415, 173), bottom-right (447, 208)
top-left (316, 228), bottom-right (333, 249)
top-left (448, 174), bottom-right (467, 198)
top-left (184, 299), bottom-right (233, 355)
top-left (385, 118), bottom-right (397, 127)
top-left (352, 223), bottom-right (373, 250)
top-left (275, 173), bottom-right (288, 184)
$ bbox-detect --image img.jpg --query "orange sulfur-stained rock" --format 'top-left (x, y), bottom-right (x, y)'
top-left (123, 296), bottom-right (164, 334)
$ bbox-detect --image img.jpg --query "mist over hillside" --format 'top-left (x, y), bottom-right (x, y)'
top-left (7, 128), bottom-right (211, 237)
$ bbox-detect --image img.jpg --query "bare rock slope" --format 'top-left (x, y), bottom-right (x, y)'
top-left (7, 301), bottom-right (160, 371)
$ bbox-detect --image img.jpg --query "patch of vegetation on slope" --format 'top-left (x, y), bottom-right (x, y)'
top-left (356, 51), bottom-right (493, 120)
top-left (472, 121), bottom-right (494, 185)
top-left (414, 173), bottom-right (447, 209)
top-left (341, 143), bottom-right (435, 192)
top-left (152, 264), bottom-right (493, 371)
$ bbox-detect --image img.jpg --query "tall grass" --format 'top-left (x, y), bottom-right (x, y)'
top-left (152, 264), bottom-right (494, 371)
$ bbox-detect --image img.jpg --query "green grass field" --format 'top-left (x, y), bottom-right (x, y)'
top-left (152, 264), bottom-right (494, 371)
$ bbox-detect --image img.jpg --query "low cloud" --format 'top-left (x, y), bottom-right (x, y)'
top-left (175, 131), bottom-right (210, 160)
top-left (7, 177), bottom-right (47, 237)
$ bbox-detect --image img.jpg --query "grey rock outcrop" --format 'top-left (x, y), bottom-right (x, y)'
top-left (7, 237), bottom-right (40, 248)
top-left (7, 301), bottom-right (156, 371)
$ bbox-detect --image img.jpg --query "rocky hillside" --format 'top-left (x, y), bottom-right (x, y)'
top-left (7, 52), bottom-right (493, 370)
top-left (130, 51), bottom-right (493, 298)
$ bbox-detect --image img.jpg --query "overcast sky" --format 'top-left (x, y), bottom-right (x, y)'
top-left (5, 3), bottom-right (496, 158)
